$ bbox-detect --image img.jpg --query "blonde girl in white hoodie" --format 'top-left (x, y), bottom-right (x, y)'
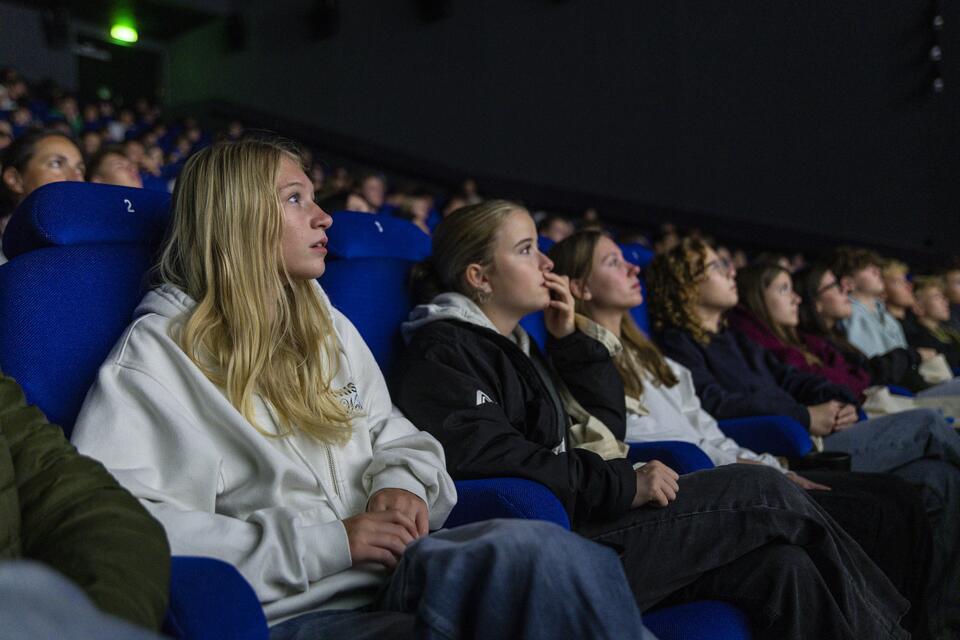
top-left (71, 137), bottom-right (654, 640)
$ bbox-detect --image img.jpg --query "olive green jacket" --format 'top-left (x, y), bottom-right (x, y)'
top-left (0, 369), bottom-right (170, 629)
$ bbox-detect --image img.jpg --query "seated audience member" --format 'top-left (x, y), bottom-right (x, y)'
top-left (882, 259), bottom-right (915, 322)
top-left (1, 129), bottom-right (85, 265)
top-left (752, 252), bottom-right (791, 271)
top-left (80, 129), bottom-right (102, 157)
top-left (392, 201), bottom-right (913, 640)
top-left (0, 121), bottom-right (12, 152)
top-left (357, 171), bottom-right (387, 211)
top-left (905, 277), bottom-right (960, 369)
top-left (794, 264), bottom-right (932, 392)
top-left (388, 187), bottom-right (434, 234)
top-left (122, 138), bottom-right (146, 169)
top-left (71, 138), bottom-right (653, 640)
top-left (828, 247), bottom-right (908, 357)
top-left (85, 145), bottom-right (143, 189)
top-left (648, 238), bottom-right (960, 639)
top-left (538, 214), bottom-right (575, 243)
top-left (0, 368), bottom-right (170, 633)
top-left (551, 233), bottom-right (932, 636)
top-left (317, 189), bottom-right (374, 214)
top-left (944, 262), bottom-right (960, 331)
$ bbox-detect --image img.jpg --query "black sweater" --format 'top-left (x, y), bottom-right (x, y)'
top-left (391, 320), bottom-right (636, 527)
top-left (657, 327), bottom-right (857, 428)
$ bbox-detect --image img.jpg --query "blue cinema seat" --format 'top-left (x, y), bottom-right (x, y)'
top-left (0, 182), bottom-right (269, 640)
top-left (620, 241), bottom-right (655, 334)
top-left (319, 223), bottom-right (751, 640)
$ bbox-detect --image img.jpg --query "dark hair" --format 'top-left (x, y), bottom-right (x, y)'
top-left (84, 144), bottom-right (128, 182)
top-left (826, 246), bottom-right (883, 280)
top-left (316, 189), bottom-right (366, 213)
top-left (794, 264), bottom-right (864, 358)
top-left (1, 129), bottom-right (80, 216)
top-left (736, 262), bottom-right (821, 365)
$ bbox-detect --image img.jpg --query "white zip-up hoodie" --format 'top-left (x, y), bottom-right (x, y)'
top-left (72, 283), bottom-right (457, 623)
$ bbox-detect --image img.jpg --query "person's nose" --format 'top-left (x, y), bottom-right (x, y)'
top-left (628, 263), bottom-right (640, 277)
top-left (312, 202), bottom-right (333, 229)
top-left (539, 251), bottom-right (554, 272)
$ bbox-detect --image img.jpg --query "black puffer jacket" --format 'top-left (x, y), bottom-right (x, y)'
top-left (392, 318), bottom-right (636, 527)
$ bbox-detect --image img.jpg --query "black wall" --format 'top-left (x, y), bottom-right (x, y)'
top-left (167, 1), bottom-right (958, 255)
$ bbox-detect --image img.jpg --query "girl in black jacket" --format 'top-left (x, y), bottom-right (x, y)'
top-left (392, 200), bottom-right (911, 640)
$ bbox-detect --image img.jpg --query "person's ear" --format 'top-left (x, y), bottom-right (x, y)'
top-left (569, 278), bottom-right (591, 301)
top-left (464, 262), bottom-right (491, 296)
top-left (2, 166), bottom-right (24, 196)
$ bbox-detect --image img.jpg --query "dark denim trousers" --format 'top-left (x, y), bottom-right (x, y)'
top-left (270, 519), bottom-right (657, 640)
top-left (576, 464), bottom-right (910, 640)
top-left (823, 408), bottom-right (960, 638)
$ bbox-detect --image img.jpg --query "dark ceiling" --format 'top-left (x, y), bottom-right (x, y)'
top-left (12, 0), bottom-right (224, 41)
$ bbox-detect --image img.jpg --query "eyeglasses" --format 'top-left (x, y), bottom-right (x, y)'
top-left (698, 257), bottom-right (734, 277)
top-left (816, 280), bottom-right (842, 295)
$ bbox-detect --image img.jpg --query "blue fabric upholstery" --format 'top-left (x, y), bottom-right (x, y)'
top-left (0, 245), bottom-right (153, 432)
top-left (445, 478), bottom-right (571, 530)
top-left (619, 242), bottom-right (655, 269)
top-left (717, 416), bottom-right (814, 458)
top-left (163, 557), bottom-right (268, 640)
top-left (620, 243), bottom-right (653, 335)
top-left (887, 385), bottom-right (915, 397)
top-left (643, 600), bottom-right (752, 640)
top-left (326, 210), bottom-right (431, 261)
top-left (0, 184), bottom-right (268, 639)
top-left (321, 257), bottom-right (416, 374)
top-left (519, 310), bottom-right (548, 352)
top-left (2, 182), bottom-right (170, 259)
top-left (628, 441), bottom-right (715, 474)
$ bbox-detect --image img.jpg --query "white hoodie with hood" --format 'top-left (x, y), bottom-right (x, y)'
top-left (72, 283), bottom-right (457, 624)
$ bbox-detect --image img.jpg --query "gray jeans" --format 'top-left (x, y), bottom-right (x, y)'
top-left (823, 408), bottom-right (960, 639)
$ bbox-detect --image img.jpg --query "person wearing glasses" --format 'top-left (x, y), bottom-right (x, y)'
top-left (793, 265), bottom-right (935, 393)
top-left (648, 240), bottom-right (960, 640)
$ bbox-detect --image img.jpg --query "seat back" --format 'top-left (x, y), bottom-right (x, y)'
top-left (620, 242), bottom-right (654, 334)
top-left (326, 210), bottom-right (431, 261)
top-left (0, 183), bottom-right (170, 434)
top-left (320, 257), bottom-right (416, 375)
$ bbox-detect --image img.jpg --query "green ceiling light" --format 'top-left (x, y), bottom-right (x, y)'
top-left (110, 22), bottom-right (138, 44)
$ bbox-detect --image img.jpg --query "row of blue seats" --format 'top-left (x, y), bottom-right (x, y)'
top-left (0, 183), bottom-right (811, 639)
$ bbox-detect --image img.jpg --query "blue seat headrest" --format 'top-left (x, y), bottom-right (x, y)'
top-left (326, 210), bottom-right (431, 261)
top-left (3, 181), bottom-right (171, 259)
top-left (620, 242), bottom-right (655, 269)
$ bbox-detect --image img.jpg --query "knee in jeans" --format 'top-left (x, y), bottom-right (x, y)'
top-left (491, 520), bottom-right (613, 565)
top-left (755, 545), bottom-right (818, 588)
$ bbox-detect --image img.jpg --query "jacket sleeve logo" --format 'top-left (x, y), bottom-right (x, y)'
top-left (475, 390), bottom-right (495, 406)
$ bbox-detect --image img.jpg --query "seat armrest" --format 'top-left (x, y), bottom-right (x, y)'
top-left (718, 415), bottom-right (813, 458)
top-left (445, 478), bottom-right (571, 530)
top-left (627, 441), bottom-right (715, 474)
top-left (162, 556), bottom-right (268, 640)
top-left (887, 385), bottom-right (915, 397)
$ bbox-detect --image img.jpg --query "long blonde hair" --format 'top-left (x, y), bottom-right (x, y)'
top-left (549, 231), bottom-right (678, 397)
top-left (157, 137), bottom-right (354, 444)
